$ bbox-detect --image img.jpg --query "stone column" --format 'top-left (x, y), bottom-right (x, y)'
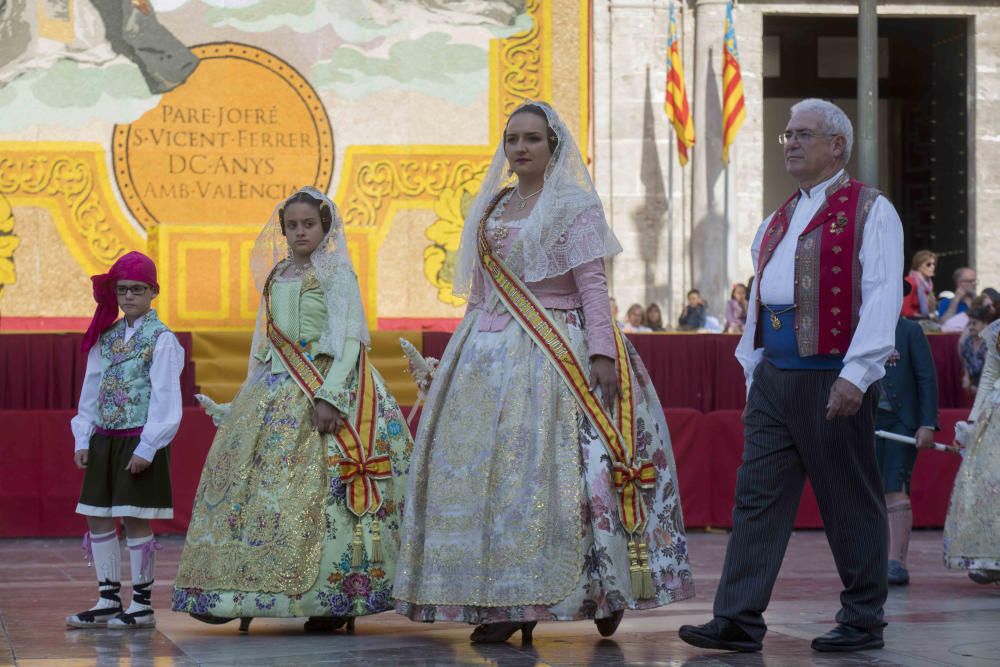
top-left (857, 0), bottom-right (879, 185)
top-left (691, 0), bottom-right (730, 314)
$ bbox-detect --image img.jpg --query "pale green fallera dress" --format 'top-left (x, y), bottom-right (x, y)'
top-left (173, 267), bottom-right (412, 619)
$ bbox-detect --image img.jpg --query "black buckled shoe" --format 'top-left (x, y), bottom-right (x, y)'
top-left (968, 570), bottom-right (1000, 585)
top-left (811, 624), bottom-right (884, 652)
top-left (678, 618), bottom-right (762, 652)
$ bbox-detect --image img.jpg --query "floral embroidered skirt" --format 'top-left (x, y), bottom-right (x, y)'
top-left (944, 391), bottom-right (1000, 572)
top-left (172, 364), bottom-right (412, 618)
top-left (394, 310), bottom-right (694, 624)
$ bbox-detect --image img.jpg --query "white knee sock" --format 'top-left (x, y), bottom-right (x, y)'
top-left (86, 530), bottom-right (121, 610)
top-left (126, 535), bottom-right (159, 613)
top-left (887, 498), bottom-right (913, 567)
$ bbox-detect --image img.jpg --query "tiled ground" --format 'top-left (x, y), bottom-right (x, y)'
top-left (1, 531), bottom-right (998, 666)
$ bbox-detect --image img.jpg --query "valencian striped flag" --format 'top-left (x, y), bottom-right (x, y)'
top-left (664, 1), bottom-right (694, 166)
top-left (722, 0), bottom-right (746, 164)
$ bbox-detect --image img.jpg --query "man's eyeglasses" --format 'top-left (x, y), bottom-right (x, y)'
top-left (116, 285), bottom-right (150, 296)
top-left (778, 130), bottom-right (837, 145)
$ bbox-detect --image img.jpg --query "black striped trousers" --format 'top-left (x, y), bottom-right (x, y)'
top-left (713, 360), bottom-right (888, 642)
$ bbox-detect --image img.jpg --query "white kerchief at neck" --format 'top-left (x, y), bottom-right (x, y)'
top-left (800, 168), bottom-right (845, 200)
top-left (124, 312), bottom-right (146, 342)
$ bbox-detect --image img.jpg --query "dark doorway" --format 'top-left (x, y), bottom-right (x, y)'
top-left (762, 16), bottom-right (970, 285)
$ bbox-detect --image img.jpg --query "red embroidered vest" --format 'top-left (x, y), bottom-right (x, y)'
top-left (754, 173), bottom-right (881, 356)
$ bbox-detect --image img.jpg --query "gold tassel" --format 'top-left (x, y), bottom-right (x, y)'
top-left (637, 541), bottom-right (655, 600)
top-left (370, 519), bottom-right (383, 566)
top-left (352, 521), bottom-right (364, 568)
top-left (628, 540), bottom-right (642, 597)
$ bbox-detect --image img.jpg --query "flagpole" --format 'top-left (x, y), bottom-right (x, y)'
top-left (668, 126), bottom-right (675, 321)
top-left (723, 161), bottom-right (730, 309)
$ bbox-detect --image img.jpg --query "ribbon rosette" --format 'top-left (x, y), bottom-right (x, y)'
top-left (339, 453), bottom-right (392, 517)
top-left (612, 460), bottom-right (657, 533)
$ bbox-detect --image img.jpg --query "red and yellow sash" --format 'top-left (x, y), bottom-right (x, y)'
top-left (264, 268), bottom-right (390, 567)
top-left (476, 189), bottom-right (656, 597)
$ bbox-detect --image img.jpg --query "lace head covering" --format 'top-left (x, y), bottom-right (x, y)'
top-left (452, 100), bottom-right (621, 297)
top-left (248, 186), bottom-right (370, 368)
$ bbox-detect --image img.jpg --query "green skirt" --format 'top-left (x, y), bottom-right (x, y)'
top-left (172, 365), bottom-right (412, 618)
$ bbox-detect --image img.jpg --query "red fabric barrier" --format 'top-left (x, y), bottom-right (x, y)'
top-left (0, 406), bottom-right (967, 537)
top-left (422, 332), bottom-right (970, 412)
top-left (663, 409), bottom-right (712, 528)
top-left (0, 409), bottom-right (214, 537)
top-left (927, 336), bottom-right (974, 411)
top-left (0, 333), bottom-right (199, 409)
top-left (702, 408), bottom-right (967, 528)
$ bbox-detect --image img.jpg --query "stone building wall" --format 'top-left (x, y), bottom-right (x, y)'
top-left (595, 0), bottom-right (1000, 325)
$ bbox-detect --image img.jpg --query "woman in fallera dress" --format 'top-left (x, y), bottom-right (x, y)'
top-left (172, 187), bottom-right (412, 633)
top-left (394, 102), bottom-right (694, 643)
top-left (946, 316), bottom-right (1000, 584)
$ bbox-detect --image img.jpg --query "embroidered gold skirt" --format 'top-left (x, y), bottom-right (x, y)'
top-left (172, 363), bottom-right (412, 618)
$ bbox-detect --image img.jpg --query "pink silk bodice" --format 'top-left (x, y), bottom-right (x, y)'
top-left (467, 219), bottom-right (616, 360)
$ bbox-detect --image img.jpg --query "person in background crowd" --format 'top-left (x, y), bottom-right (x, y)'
top-left (678, 289), bottom-right (707, 331)
top-left (981, 288), bottom-right (999, 320)
top-left (943, 288), bottom-right (996, 333)
top-left (959, 306), bottom-right (993, 394)
top-left (726, 284), bottom-right (749, 334)
top-left (623, 303), bottom-right (652, 333)
top-left (901, 250), bottom-right (937, 319)
top-left (938, 267), bottom-right (977, 324)
top-left (875, 313), bottom-right (938, 587)
top-left (646, 303), bottom-right (666, 332)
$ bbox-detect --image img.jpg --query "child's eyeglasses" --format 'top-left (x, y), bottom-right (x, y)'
top-left (116, 285), bottom-right (150, 296)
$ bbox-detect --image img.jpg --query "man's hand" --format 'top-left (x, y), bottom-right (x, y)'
top-left (313, 400), bottom-right (345, 434)
top-left (589, 355), bottom-right (622, 413)
top-left (914, 427), bottom-right (935, 450)
top-left (125, 454), bottom-right (151, 475)
top-left (74, 450), bottom-right (89, 469)
top-left (825, 378), bottom-right (863, 420)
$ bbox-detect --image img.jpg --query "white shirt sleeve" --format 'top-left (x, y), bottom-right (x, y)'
top-left (839, 196), bottom-right (905, 392)
top-left (735, 215), bottom-right (771, 391)
top-left (133, 332), bottom-right (185, 462)
top-left (70, 345), bottom-right (103, 452)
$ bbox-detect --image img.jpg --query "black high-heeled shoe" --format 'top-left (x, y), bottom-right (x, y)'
top-left (303, 616), bottom-right (354, 633)
top-left (469, 620), bottom-right (536, 644)
top-left (189, 613), bottom-right (234, 625)
top-left (238, 617), bottom-right (252, 633)
top-left (595, 609), bottom-right (624, 637)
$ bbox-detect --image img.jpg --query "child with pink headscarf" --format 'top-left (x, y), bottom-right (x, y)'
top-left (66, 251), bottom-right (184, 630)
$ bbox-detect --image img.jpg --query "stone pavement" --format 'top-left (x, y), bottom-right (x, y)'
top-left (1, 531), bottom-right (998, 666)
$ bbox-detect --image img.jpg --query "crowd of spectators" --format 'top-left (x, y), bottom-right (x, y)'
top-left (610, 250), bottom-right (994, 402)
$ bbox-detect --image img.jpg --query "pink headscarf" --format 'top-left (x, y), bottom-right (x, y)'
top-left (81, 251), bottom-right (159, 353)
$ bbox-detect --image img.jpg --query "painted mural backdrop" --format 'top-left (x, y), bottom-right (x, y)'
top-left (0, 0), bottom-right (591, 331)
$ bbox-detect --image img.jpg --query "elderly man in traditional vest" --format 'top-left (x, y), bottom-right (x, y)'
top-left (680, 99), bottom-right (903, 653)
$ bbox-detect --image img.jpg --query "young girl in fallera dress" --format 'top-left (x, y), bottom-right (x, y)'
top-left (172, 188), bottom-right (412, 632)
